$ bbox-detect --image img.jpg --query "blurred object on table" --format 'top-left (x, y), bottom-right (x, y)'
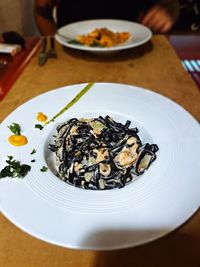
top-left (2, 31), bottom-right (25, 46)
top-left (0, 43), bottom-right (22, 56)
top-left (0, 37), bottom-right (41, 101)
top-left (0, 31), bottom-right (25, 56)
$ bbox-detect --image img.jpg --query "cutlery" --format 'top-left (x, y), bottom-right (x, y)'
top-left (47, 36), bottom-right (57, 58)
top-left (38, 37), bottom-right (48, 66)
top-left (38, 36), bottom-right (57, 66)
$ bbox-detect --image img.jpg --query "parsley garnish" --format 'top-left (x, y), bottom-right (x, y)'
top-left (8, 123), bottom-right (21, 135)
top-left (68, 39), bottom-right (81, 45)
top-left (40, 166), bottom-right (48, 172)
top-left (35, 124), bottom-right (44, 130)
top-left (0, 156), bottom-right (31, 179)
top-left (30, 149), bottom-right (36, 155)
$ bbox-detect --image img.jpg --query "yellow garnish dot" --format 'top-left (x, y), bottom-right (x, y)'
top-left (36, 112), bottom-right (48, 122)
top-left (8, 135), bottom-right (28, 146)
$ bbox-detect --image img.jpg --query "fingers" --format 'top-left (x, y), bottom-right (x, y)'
top-left (140, 5), bottom-right (174, 33)
top-left (161, 21), bottom-right (173, 33)
top-left (140, 5), bottom-right (162, 25)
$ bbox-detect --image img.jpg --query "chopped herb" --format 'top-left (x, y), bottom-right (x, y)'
top-left (68, 39), bottom-right (81, 45)
top-left (8, 123), bottom-right (21, 135)
top-left (0, 156), bottom-right (31, 179)
top-left (6, 155), bottom-right (13, 162)
top-left (30, 149), bottom-right (36, 155)
top-left (35, 124), bottom-right (44, 130)
top-left (40, 166), bottom-right (48, 172)
top-left (31, 159), bottom-right (36, 163)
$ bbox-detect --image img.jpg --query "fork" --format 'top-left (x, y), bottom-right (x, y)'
top-left (38, 36), bottom-right (57, 66)
top-left (182, 59), bottom-right (200, 89)
top-left (38, 37), bottom-right (48, 66)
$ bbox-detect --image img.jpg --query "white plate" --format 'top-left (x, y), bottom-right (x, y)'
top-left (55, 19), bottom-right (152, 53)
top-left (0, 83), bottom-right (200, 250)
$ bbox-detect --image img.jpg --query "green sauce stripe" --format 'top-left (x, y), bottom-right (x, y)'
top-left (46, 82), bottom-right (94, 125)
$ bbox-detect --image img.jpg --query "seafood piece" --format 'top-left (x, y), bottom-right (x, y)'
top-left (134, 144), bottom-right (159, 175)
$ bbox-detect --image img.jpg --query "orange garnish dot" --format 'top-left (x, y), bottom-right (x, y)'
top-left (36, 112), bottom-right (48, 122)
top-left (8, 135), bottom-right (28, 146)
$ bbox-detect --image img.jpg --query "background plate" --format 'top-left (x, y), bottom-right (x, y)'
top-left (0, 83), bottom-right (200, 250)
top-left (55, 19), bottom-right (152, 53)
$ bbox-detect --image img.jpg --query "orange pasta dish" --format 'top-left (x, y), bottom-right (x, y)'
top-left (74, 28), bottom-right (131, 47)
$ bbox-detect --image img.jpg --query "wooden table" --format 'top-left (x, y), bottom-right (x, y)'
top-left (0, 35), bottom-right (200, 267)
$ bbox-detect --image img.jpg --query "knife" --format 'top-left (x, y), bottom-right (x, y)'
top-left (47, 36), bottom-right (57, 58)
top-left (38, 37), bottom-right (48, 66)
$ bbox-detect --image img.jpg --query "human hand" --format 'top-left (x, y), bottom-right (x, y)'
top-left (139, 4), bottom-right (179, 33)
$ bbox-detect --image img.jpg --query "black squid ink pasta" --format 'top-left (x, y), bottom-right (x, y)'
top-left (49, 115), bottom-right (158, 190)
